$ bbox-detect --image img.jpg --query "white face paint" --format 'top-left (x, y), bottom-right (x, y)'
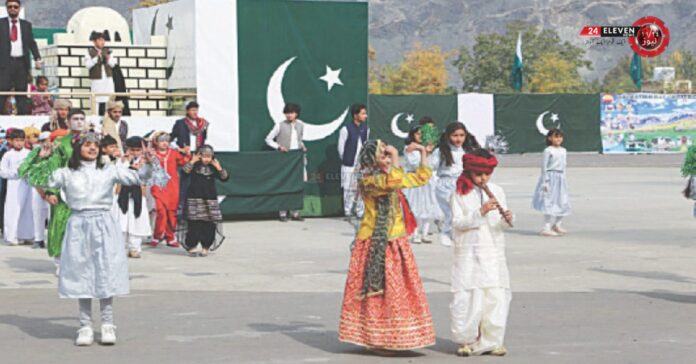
top-left (69, 114), bottom-right (87, 132)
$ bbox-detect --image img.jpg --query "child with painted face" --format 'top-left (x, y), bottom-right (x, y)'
top-left (182, 145), bottom-right (229, 257)
top-left (47, 132), bottom-right (154, 346)
top-left (429, 122), bottom-right (481, 247)
top-left (450, 149), bottom-right (513, 357)
top-left (0, 129), bottom-right (34, 246)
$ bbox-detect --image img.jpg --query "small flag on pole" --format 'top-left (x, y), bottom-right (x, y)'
top-left (630, 52), bottom-right (642, 90)
top-left (511, 33), bottom-right (524, 91)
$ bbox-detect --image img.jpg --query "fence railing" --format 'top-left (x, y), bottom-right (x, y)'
top-left (0, 91), bottom-right (198, 115)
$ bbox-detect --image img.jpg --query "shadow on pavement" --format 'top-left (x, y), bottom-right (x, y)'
top-left (0, 315), bottom-right (75, 341)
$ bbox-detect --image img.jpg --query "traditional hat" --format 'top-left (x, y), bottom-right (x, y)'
top-left (53, 99), bottom-right (72, 110)
top-left (23, 126), bottom-right (40, 138)
top-left (106, 100), bottom-right (124, 111)
top-left (456, 152), bottom-right (499, 195)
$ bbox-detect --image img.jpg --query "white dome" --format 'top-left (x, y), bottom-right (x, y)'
top-left (66, 7), bottom-right (131, 45)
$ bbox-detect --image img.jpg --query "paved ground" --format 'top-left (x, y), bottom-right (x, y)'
top-left (1, 154), bottom-right (696, 363)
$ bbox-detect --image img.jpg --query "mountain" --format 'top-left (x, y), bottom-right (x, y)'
top-left (24, 0), bottom-right (695, 89)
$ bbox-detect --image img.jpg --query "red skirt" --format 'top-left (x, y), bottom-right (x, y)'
top-left (338, 236), bottom-right (436, 350)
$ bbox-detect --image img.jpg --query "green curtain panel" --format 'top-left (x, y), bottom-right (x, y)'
top-left (494, 94), bottom-right (601, 153)
top-left (215, 150), bottom-right (304, 216)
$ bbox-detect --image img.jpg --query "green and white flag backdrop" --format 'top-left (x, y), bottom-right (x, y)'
top-left (368, 95), bottom-right (458, 148)
top-left (135, 0), bottom-right (368, 216)
top-left (494, 94), bottom-right (601, 153)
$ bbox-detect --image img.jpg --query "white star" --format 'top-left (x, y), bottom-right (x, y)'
top-left (550, 113), bottom-right (560, 122)
top-left (319, 65), bottom-right (343, 92)
top-left (406, 114), bottom-right (415, 123)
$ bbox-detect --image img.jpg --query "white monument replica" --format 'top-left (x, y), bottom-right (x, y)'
top-left (40, 7), bottom-right (170, 116)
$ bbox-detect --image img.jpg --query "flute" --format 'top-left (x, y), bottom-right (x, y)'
top-left (481, 183), bottom-right (513, 228)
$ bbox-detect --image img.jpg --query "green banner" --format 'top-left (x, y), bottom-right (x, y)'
top-left (368, 95), bottom-right (458, 148)
top-left (236, 0), bottom-right (367, 217)
top-left (216, 151), bottom-right (304, 216)
top-left (494, 94), bottom-right (601, 153)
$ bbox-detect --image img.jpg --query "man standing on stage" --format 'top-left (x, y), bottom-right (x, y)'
top-left (0, 0), bottom-right (42, 115)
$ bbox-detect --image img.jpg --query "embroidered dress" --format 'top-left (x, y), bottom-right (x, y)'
top-left (532, 146), bottom-right (571, 216)
top-left (338, 165), bottom-right (436, 350)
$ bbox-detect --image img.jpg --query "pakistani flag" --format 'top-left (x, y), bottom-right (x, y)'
top-left (368, 95), bottom-right (457, 148)
top-left (494, 94), bottom-right (601, 153)
top-left (236, 0), bottom-right (367, 216)
top-left (630, 52), bottom-right (642, 90)
top-left (511, 32), bottom-right (524, 91)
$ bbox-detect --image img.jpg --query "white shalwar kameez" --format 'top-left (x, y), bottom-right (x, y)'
top-left (403, 148), bottom-right (443, 238)
top-left (450, 183), bottom-right (513, 354)
top-left (337, 127), bottom-right (368, 219)
top-left (0, 148), bottom-right (34, 243)
top-left (84, 51), bottom-right (117, 104)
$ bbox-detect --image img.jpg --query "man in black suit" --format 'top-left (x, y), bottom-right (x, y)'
top-left (0, 0), bottom-right (42, 115)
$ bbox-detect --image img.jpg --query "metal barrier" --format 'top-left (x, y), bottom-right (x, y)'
top-left (0, 91), bottom-right (197, 115)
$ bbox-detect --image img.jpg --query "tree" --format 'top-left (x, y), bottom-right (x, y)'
top-left (528, 53), bottom-right (586, 93)
top-left (453, 21), bottom-right (593, 93)
top-left (370, 43), bottom-right (450, 94)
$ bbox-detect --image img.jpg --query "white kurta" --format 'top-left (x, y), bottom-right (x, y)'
top-left (337, 125), bottom-right (368, 218)
top-left (84, 51), bottom-right (118, 104)
top-left (449, 183), bottom-right (513, 353)
top-left (0, 148), bottom-right (34, 243)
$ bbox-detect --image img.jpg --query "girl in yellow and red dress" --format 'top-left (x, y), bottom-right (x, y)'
top-left (338, 140), bottom-right (436, 353)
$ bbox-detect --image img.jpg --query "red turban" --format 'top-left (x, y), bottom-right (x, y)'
top-left (456, 153), bottom-right (499, 195)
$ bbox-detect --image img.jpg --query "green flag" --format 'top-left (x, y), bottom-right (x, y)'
top-left (236, 0), bottom-right (367, 216)
top-left (630, 52), bottom-right (642, 90)
top-left (368, 95), bottom-right (458, 148)
top-left (494, 94), bottom-right (601, 153)
top-left (511, 32), bottom-right (523, 91)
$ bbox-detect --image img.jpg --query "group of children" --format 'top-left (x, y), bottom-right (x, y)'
top-left (338, 117), bottom-right (573, 357)
top-left (0, 104), bottom-right (229, 345)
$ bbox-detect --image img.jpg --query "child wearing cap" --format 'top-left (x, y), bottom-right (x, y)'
top-left (182, 145), bottom-right (229, 257)
top-left (450, 149), bottom-right (514, 357)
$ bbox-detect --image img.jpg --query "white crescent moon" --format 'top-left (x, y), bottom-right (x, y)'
top-left (536, 110), bottom-right (550, 135)
top-left (267, 57), bottom-right (348, 142)
top-left (390, 113), bottom-right (408, 138)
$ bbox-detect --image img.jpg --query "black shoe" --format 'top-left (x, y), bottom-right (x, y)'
top-left (32, 241), bottom-right (45, 249)
top-left (280, 216), bottom-right (289, 222)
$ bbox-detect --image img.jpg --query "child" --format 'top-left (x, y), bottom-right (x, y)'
top-left (265, 103), bottom-right (307, 221)
top-left (118, 137), bottom-right (152, 259)
top-left (47, 132), bottom-right (153, 346)
top-left (338, 104), bottom-right (369, 223)
top-left (532, 129), bottom-right (571, 236)
top-left (681, 146), bottom-right (696, 217)
top-left (31, 76), bottom-right (53, 116)
top-left (182, 145), bottom-right (229, 257)
top-left (450, 149), bottom-right (513, 357)
top-left (430, 122), bottom-right (480, 246)
top-left (30, 132), bottom-right (52, 249)
top-left (0, 129), bottom-right (34, 246)
top-left (20, 109), bottom-right (89, 275)
top-left (100, 135), bottom-right (121, 164)
top-left (338, 140), bottom-right (436, 352)
top-left (85, 32), bottom-right (117, 116)
top-left (150, 131), bottom-right (190, 248)
top-left (403, 125), bottom-right (441, 243)
top-left (24, 126), bottom-right (40, 150)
